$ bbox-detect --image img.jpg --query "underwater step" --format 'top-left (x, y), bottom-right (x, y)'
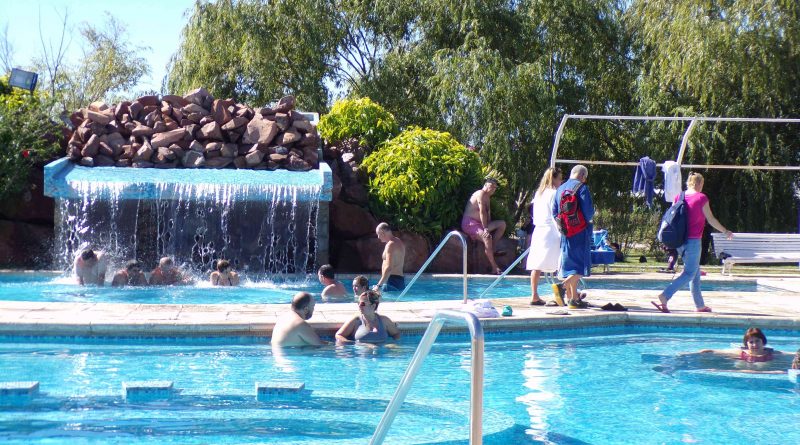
top-left (123, 380), bottom-right (174, 401)
top-left (255, 381), bottom-right (306, 401)
top-left (0, 381), bottom-right (39, 405)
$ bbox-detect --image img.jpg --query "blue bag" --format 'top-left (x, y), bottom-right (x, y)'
top-left (657, 191), bottom-right (688, 248)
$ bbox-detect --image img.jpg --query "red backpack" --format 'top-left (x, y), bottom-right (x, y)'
top-left (557, 182), bottom-right (587, 237)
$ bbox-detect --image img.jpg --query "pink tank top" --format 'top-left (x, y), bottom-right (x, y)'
top-left (676, 192), bottom-right (709, 239)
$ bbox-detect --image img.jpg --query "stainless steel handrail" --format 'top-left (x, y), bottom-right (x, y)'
top-left (477, 246), bottom-right (530, 299)
top-left (370, 310), bottom-right (484, 445)
top-left (394, 230), bottom-right (468, 303)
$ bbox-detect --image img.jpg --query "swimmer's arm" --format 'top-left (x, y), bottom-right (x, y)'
top-left (230, 272), bottom-right (240, 286)
top-left (210, 271), bottom-right (220, 285)
top-left (298, 323), bottom-right (325, 346)
top-left (335, 317), bottom-right (358, 343)
top-left (110, 273), bottom-right (125, 287)
top-left (382, 315), bottom-right (401, 340)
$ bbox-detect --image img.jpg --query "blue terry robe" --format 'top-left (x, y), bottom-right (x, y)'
top-left (552, 178), bottom-right (595, 278)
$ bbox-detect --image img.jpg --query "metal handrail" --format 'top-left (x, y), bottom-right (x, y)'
top-left (477, 246), bottom-right (530, 299)
top-left (370, 310), bottom-right (484, 445)
top-left (394, 230), bottom-right (468, 303)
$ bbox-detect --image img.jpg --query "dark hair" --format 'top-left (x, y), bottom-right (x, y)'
top-left (353, 275), bottom-right (369, 289)
top-left (125, 260), bottom-right (141, 271)
top-left (291, 292), bottom-right (313, 311)
top-left (216, 259), bottom-right (230, 272)
top-left (360, 289), bottom-right (381, 309)
top-left (484, 177), bottom-right (499, 186)
top-left (318, 264), bottom-right (335, 279)
top-left (743, 327), bottom-right (767, 347)
top-left (80, 249), bottom-right (96, 261)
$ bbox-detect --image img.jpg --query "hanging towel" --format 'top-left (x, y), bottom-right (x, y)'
top-left (632, 156), bottom-right (656, 207)
top-left (661, 161), bottom-right (682, 202)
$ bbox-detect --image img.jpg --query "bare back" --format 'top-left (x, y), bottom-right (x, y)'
top-left (271, 311), bottom-right (323, 347)
top-left (382, 238), bottom-right (406, 276)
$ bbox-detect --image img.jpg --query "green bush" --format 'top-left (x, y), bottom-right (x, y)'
top-left (317, 97), bottom-right (398, 150)
top-left (0, 76), bottom-right (64, 200)
top-left (362, 126), bottom-right (483, 236)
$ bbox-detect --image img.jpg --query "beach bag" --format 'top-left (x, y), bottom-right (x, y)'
top-left (556, 182), bottom-right (587, 237)
top-left (657, 191), bottom-right (688, 248)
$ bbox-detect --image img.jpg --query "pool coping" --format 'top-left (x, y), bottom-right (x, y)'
top-left (0, 273), bottom-right (799, 338)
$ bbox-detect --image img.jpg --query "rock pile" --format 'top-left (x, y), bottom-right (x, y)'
top-left (65, 88), bottom-right (320, 171)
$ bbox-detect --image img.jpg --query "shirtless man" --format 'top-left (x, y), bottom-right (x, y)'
top-left (317, 264), bottom-right (347, 302)
top-left (73, 248), bottom-right (108, 286)
top-left (461, 177), bottom-right (507, 274)
top-left (149, 256), bottom-right (190, 285)
top-left (374, 222), bottom-right (406, 291)
top-left (111, 260), bottom-right (148, 287)
top-left (271, 291), bottom-right (325, 347)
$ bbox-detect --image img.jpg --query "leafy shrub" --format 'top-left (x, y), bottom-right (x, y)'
top-left (0, 76), bottom-right (64, 200)
top-left (318, 97), bottom-right (398, 150)
top-left (362, 126), bottom-right (483, 236)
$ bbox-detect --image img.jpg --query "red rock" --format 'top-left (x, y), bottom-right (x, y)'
top-left (330, 200), bottom-right (378, 239)
top-left (81, 135), bottom-right (100, 157)
top-left (131, 124), bottom-right (155, 137)
top-left (291, 119), bottom-right (314, 133)
top-left (242, 115), bottom-right (279, 145)
top-left (95, 154), bottom-right (115, 166)
top-left (183, 87), bottom-right (211, 106)
top-left (132, 161), bottom-right (154, 168)
top-left (221, 116), bottom-right (248, 130)
top-left (341, 182), bottom-right (369, 206)
top-left (136, 95), bottom-right (160, 107)
top-left (199, 121), bottom-right (223, 141)
top-left (88, 101), bottom-right (109, 112)
top-left (245, 150), bottom-right (264, 166)
top-left (277, 128), bottom-right (301, 146)
top-left (221, 143), bottom-right (237, 158)
top-left (86, 109), bottom-right (112, 125)
top-left (274, 95), bottom-right (295, 113)
top-left (273, 113), bottom-right (290, 131)
top-left (189, 140), bottom-right (204, 152)
top-left (269, 153), bottom-right (288, 163)
top-left (182, 103), bottom-right (210, 116)
top-left (298, 132), bottom-right (320, 148)
top-left (153, 121), bottom-right (167, 133)
top-left (205, 157), bottom-right (232, 168)
top-left (80, 157), bottom-right (94, 166)
top-left (98, 142), bottom-right (114, 157)
top-left (184, 124), bottom-right (199, 139)
top-left (212, 99), bottom-right (233, 125)
top-left (287, 157), bottom-right (311, 171)
top-left (115, 159), bottom-right (131, 167)
top-left (129, 101), bottom-right (143, 119)
top-left (233, 156), bottom-right (248, 169)
top-left (133, 141), bottom-right (154, 162)
top-left (161, 95), bottom-right (190, 108)
top-left (182, 150), bottom-right (205, 168)
top-left (199, 115), bottom-right (215, 126)
top-left (151, 128), bottom-right (186, 148)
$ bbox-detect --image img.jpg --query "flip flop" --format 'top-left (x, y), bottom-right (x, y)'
top-left (613, 303), bottom-right (628, 312)
top-left (696, 306), bottom-right (712, 313)
top-left (651, 301), bottom-right (670, 313)
top-left (551, 283), bottom-right (565, 307)
top-left (529, 299), bottom-right (546, 306)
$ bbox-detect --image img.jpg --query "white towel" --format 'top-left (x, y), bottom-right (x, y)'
top-left (460, 299), bottom-right (500, 318)
top-left (662, 161), bottom-right (682, 202)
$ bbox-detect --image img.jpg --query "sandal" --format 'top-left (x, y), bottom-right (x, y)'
top-left (650, 301), bottom-right (670, 313)
top-left (696, 306), bottom-right (712, 313)
top-left (529, 299), bottom-right (546, 306)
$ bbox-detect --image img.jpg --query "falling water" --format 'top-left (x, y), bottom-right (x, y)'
top-left (54, 180), bottom-right (321, 278)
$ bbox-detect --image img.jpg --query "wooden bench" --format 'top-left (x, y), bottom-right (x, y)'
top-left (711, 232), bottom-right (800, 275)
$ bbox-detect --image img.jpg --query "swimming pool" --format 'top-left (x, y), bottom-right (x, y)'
top-left (1, 327), bottom-right (797, 444)
top-left (0, 273), bottom-right (766, 304)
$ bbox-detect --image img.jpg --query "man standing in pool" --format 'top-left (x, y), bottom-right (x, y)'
top-left (272, 292), bottom-right (326, 347)
top-left (461, 177), bottom-right (507, 274)
top-left (73, 248), bottom-right (108, 286)
top-left (374, 222), bottom-right (406, 291)
top-left (317, 264), bottom-right (347, 301)
top-left (551, 165), bottom-right (594, 308)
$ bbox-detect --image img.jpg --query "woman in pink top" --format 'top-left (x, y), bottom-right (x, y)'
top-left (652, 173), bottom-right (732, 313)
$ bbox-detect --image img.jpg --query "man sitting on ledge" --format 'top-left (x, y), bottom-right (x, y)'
top-left (461, 177), bottom-right (507, 274)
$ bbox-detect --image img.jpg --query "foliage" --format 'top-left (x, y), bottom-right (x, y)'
top-left (318, 97), bottom-right (398, 150)
top-left (31, 14), bottom-right (150, 112)
top-left (0, 76), bottom-right (63, 200)
top-left (362, 127), bottom-right (483, 236)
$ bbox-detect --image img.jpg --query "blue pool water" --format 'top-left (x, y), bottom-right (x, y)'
top-left (0, 327), bottom-right (798, 444)
top-left (0, 273), bottom-right (765, 304)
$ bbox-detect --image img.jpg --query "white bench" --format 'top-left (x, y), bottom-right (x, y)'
top-left (711, 232), bottom-right (800, 275)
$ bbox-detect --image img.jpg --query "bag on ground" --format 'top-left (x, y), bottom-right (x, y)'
top-left (657, 191), bottom-right (688, 248)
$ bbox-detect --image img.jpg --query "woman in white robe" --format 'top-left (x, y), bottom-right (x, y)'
top-left (526, 168), bottom-right (562, 305)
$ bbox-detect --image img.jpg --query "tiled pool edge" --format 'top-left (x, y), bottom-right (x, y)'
top-left (1, 299), bottom-right (798, 338)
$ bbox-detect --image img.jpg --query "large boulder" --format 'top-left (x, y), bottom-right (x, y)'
top-left (242, 115), bottom-right (279, 146)
top-left (330, 199), bottom-right (377, 239)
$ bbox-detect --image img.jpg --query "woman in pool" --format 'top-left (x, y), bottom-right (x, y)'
top-left (651, 172), bottom-right (733, 313)
top-left (690, 327), bottom-right (790, 373)
top-left (335, 290), bottom-right (400, 344)
top-left (210, 259), bottom-right (240, 286)
top-left (526, 167), bottom-right (562, 305)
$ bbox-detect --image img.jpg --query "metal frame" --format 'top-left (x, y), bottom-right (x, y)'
top-left (549, 114), bottom-right (800, 171)
top-left (395, 230), bottom-right (468, 303)
top-left (370, 310), bottom-right (484, 445)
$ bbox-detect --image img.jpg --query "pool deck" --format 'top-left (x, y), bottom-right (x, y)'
top-left (1, 273), bottom-right (799, 337)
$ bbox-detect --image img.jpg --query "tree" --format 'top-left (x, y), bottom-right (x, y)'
top-left (630, 0), bottom-right (800, 232)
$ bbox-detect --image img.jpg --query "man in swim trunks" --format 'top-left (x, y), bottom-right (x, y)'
top-left (272, 291), bottom-right (326, 347)
top-left (461, 177), bottom-right (507, 274)
top-left (375, 222), bottom-right (406, 291)
top-left (73, 248), bottom-right (108, 286)
top-left (111, 260), bottom-right (148, 287)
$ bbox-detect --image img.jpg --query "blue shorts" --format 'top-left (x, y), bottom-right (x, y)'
top-left (383, 275), bottom-right (405, 291)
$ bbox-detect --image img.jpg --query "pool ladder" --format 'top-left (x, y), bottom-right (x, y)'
top-left (370, 310), bottom-right (484, 445)
top-left (394, 230), bottom-right (469, 303)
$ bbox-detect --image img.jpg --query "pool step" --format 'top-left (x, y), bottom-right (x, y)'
top-left (0, 381), bottom-right (39, 405)
top-left (123, 380), bottom-right (174, 401)
top-left (256, 381), bottom-right (306, 401)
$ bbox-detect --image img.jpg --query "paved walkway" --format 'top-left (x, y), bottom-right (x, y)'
top-left (1, 273), bottom-right (799, 337)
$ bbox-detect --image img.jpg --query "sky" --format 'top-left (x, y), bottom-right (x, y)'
top-left (0, 0), bottom-right (196, 93)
